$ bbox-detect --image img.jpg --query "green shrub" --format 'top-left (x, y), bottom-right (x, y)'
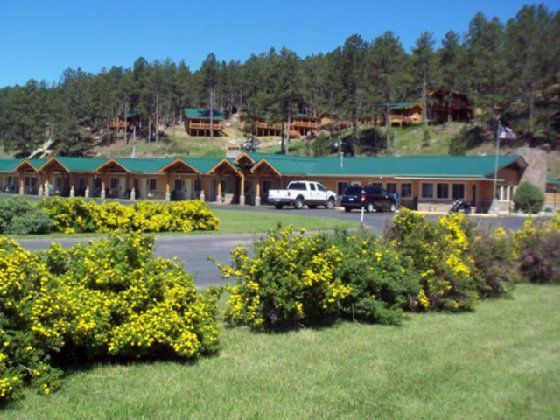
top-left (326, 230), bottom-right (420, 325)
top-left (448, 125), bottom-right (488, 155)
top-left (468, 226), bottom-right (518, 297)
top-left (516, 216), bottom-right (560, 283)
top-left (513, 181), bottom-right (544, 214)
top-left (218, 226), bottom-right (351, 330)
top-left (0, 198), bottom-right (53, 235)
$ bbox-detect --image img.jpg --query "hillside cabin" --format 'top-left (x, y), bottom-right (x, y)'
top-left (376, 102), bottom-right (424, 127)
top-left (289, 114), bottom-right (320, 138)
top-left (428, 89), bottom-right (473, 123)
top-left (319, 113), bottom-right (353, 132)
top-left (183, 108), bottom-right (225, 137)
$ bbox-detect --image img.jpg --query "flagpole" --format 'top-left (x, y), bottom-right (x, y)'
top-left (492, 118), bottom-right (501, 213)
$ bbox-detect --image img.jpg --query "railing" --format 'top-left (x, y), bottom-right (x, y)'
top-left (189, 122), bottom-right (222, 130)
top-left (290, 121), bottom-right (319, 129)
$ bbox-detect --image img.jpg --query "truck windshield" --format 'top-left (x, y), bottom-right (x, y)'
top-left (289, 182), bottom-right (307, 190)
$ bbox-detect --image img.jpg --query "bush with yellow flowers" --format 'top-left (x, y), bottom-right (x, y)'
top-left (36, 234), bottom-right (220, 359)
top-left (217, 226), bottom-right (351, 330)
top-left (325, 229), bottom-right (420, 325)
top-left (0, 233), bottom-right (219, 404)
top-left (388, 209), bottom-right (479, 311)
top-left (39, 197), bottom-right (219, 234)
top-left (0, 237), bottom-right (63, 403)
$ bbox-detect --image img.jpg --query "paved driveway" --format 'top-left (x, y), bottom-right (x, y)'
top-left (18, 205), bottom-right (535, 287)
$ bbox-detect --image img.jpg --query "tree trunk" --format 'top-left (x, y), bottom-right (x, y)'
top-left (528, 82), bottom-right (535, 134)
top-left (123, 102), bottom-right (128, 145)
top-left (155, 94), bottom-right (160, 143)
top-left (148, 116), bottom-right (152, 143)
top-left (447, 86), bottom-right (453, 124)
top-left (422, 72), bottom-right (428, 126)
top-left (210, 87), bottom-right (214, 139)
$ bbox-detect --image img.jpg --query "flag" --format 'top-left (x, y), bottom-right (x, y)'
top-left (498, 124), bottom-right (516, 140)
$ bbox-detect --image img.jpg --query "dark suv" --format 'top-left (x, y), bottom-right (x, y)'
top-left (340, 185), bottom-right (397, 213)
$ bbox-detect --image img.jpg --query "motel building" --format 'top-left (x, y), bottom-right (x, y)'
top-left (0, 149), bottom-right (545, 214)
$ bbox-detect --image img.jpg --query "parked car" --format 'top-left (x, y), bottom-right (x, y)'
top-left (268, 180), bottom-right (337, 209)
top-left (340, 185), bottom-right (397, 213)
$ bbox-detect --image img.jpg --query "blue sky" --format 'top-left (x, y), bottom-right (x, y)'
top-left (0, 0), bottom-right (558, 87)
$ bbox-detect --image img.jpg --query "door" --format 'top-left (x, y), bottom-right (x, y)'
top-left (472, 185), bottom-right (477, 208)
top-left (262, 180), bottom-right (272, 204)
top-left (173, 179), bottom-right (183, 200)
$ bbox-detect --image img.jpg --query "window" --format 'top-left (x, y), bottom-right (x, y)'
top-left (437, 183), bottom-right (449, 199)
top-left (421, 183), bottom-right (433, 199)
top-left (337, 182), bottom-right (348, 195)
top-left (400, 183), bottom-right (412, 198)
top-left (370, 183), bottom-right (382, 190)
top-left (309, 183), bottom-right (316, 191)
top-left (110, 178), bottom-right (118, 189)
top-left (194, 179), bottom-right (201, 192)
top-left (317, 183), bottom-right (327, 192)
top-left (289, 182), bottom-right (306, 191)
top-left (148, 179), bottom-right (157, 191)
top-left (452, 184), bottom-right (465, 200)
top-left (386, 183), bottom-right (397, 194)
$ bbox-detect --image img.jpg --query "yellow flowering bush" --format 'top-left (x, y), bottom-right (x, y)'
top-left (0, 233), bottom-right (219, 404)
top-left (36, 234), bottom-right (220, 358)
top-left (39, 198), bottom-right (219, 234)
top-left (389, 209), bottom-right (478, 311)
top-left (0, 238), bottom-right (63, 403)
top-left (217, 226), bottom-right (351, 330)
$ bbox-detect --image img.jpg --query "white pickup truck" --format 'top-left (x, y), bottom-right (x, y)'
top-left (268, 180), bottom-right (337, 209)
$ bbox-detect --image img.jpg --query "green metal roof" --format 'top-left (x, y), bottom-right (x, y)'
top-left (377, 101), bottom-right (422, 110)
top-left (112, 158), bottom-right (175, 174)
top-left (27, 158), bottom-right (48, 170)
top-left (182, 157), bottom-right (227, 173)
top-left (56, 157), bottom-right (108, 172)
top-left (249, 152), bottom-right (523, 179)
top-left (183, 108), bottom-right (224, 120)
top-left (0, 159), bottom-right (23, 173)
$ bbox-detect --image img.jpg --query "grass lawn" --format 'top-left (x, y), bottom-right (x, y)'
top-left (3, 284), bottom-right (559, 418)
top-left (209, 207), bottom-right (359, 234)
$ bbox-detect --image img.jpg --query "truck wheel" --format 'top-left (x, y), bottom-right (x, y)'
top-left (366, 202), bottom-right (374, 213)
top-left (326, 198), bottom-right (335, 209)
top-left (345, 206), bottom-right (351, 213)
top-left (294, 197), bottom-right (304, 209)
top-left (275, 203), bottom-right (284, 209)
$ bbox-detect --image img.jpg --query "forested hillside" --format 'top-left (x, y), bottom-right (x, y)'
top-left (0, 4), bottom-right (558, 156)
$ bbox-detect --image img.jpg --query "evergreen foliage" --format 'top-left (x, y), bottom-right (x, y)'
top-left (0, 4), bottom-right (558, 155)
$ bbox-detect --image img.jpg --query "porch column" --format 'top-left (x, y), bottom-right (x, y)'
top-left (84, 186), bottom-right (89, 198)
top-left (199, 177), bottom-right (205, 201)
top-left (69, 185), bottom-right (75, 198)
top-left (165, 175), bottom-right (171, 201)
top-left (101, 178), bottom-right (106, 200)
top-left (38, 174), bottom-right (44, 196)
top-left (18, 175), bottom-right (24, 195)
top-left (240, 172), bottom-right (246, 206)
top-left (44, 176), bottom-right (49, 197)
top-left (255, 178), bottom-right (261, 207)
top-left (216, 177), bottom-right (222, 205)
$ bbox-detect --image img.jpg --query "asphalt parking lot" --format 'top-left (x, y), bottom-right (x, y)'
top-left (18, 205), bottom-right (538, 287)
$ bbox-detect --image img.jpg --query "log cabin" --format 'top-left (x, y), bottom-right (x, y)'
top-left (0, 149), bottom-right (542, 214)
top-left (183, 108), bottom-right (225, 137)
top-left (428, 89), bottom-right (473, 123)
